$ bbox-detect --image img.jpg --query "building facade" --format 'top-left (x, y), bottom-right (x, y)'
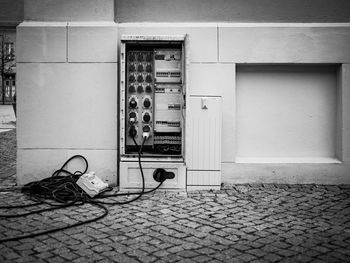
top-left (0, 30), bottom-right (16, 104)
top-left (0, 0), bottom-right (21, 104)
top-left (15, 0), bottom-right (350, 188)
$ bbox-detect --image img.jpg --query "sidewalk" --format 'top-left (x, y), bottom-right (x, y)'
top-left (0, 122), bottom-right (350, 262)
top-left (0, 129), bottom-right (16, 188)
top-left (0, 105), bottom-right (17, 188)
top-left (0, 105), bottom-right (16, 133)
top-left (0, 184), bottom-right (350, 262)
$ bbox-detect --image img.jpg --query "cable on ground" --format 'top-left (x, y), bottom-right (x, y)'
top-left (0, 137), bottom-right (163, 243)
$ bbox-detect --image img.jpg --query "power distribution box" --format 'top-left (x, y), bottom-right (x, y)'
top-left (121, 38), bottom-right (186, 158)
top-left (119, 35), bottom-right (222, 191)
top-left (119, 35), bottom-right (188, 190)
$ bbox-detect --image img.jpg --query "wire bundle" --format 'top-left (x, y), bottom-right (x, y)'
top-left (21, 155), bottom-right (89, 206)
top-left (0, 138), bottom-right (163, 243)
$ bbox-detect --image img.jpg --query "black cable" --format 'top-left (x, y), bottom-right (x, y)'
top-left (0, 203), bottom-right (82, 218)
top-left (0, 135), bottom-right (163, 243)
top-left (0, 202), bottom-right (108, 243)
top-left (95, 136), bottom-right (164, 198)
top-left (92, 136), bottom-right (149, 205)
top-left (132, 136), bottom-right (139, 147)
top-left (95, 182), bottom-right (163, 199)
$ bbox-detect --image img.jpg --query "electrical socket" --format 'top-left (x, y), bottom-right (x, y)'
top-left (153, 168), bottom-right (175, 182)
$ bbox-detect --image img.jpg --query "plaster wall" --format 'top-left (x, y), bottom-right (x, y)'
top-left (3, 0), bottom-right (350, 24)
top-left (115, 0), bottom-right (350, 23)
top-left (15, 0), bottom-right (350, 185)
top-left (16, 22), bottom-right (118, 185)
top-left (236, 65), bottom-right (337, 160)
top-left (24, 0), bottom-right (114, 21)
top-left (17, 22), bottom-right (350, 185)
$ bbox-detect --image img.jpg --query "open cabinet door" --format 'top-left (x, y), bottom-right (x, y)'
top-left (182, 34), bottom-right (189, 162)
top-left (119, 41), bottom-right (126, 156)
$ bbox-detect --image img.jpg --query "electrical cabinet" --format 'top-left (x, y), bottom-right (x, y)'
top-left (119, 35), bottom-right (222, 191)
top-left (119, 35), bottom-right (187, 190)
top-left (124, 48), bottom-right (183, 156)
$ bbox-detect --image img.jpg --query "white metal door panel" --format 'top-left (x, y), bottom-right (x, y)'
top-left (186, 96), bottom-right (222, 171)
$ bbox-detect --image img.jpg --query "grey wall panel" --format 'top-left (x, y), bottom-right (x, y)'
top-left (115, 0), bottom-right (350, 23)
top-left (24, 0), bottom-right (114, 21)
top-left (0, 0), bottom-right (23, 26)
top-left (6, 0), bottom-right (350, 24)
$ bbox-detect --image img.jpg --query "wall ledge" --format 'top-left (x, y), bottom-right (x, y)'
top-left (18, 21), bottom-right (67, 27)
top-left (68, 21), bottom-right (117, 27)
top-left (218, 22), bottom-right (350, 27)
top-left (118, 22), bottom-right (218, 28)
top-left (117, 22), bottom-right (350, 28)
top-left (235, 157), bottom-right (341, 164)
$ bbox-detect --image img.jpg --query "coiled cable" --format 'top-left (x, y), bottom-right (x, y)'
top-left (0, 137), bottom-right (163, 243)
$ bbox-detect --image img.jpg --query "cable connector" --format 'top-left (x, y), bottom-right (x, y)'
top-left (142, 125), bottom-right (151, 140)
top-left (76, 172), bottom-right (109, 198)
top-left (129, 125), bottom-right (137, 138)
top-left (153, 168), bottom-right (175, 182)
top-left (143, 132), bottom-right (150, 139)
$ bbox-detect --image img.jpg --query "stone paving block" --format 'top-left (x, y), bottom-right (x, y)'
top-left (2, 138), bottom-right (350, 263)
top-left (236, 253), bottom-right (258, 262)
top-left (160, 254), bottom-right (184, 262)
top-left (177, 250), bottom-right (199, 258)
top-left (193, 255), bottom-right (213, 262)
top-left (212, 252), bottom-right (235, 261)
top-left (248, 248), bottom-right (268, 258)
top-left (263, 253), bottom-right (283, 262)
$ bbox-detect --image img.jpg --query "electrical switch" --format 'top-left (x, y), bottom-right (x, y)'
top-left (137, 75), bottom-right (144, 83)
top-left (137, 85), bottom-right (144, 93)
top-left (146, 75), bottom-right (152, 83)
top-left (146, 64), bottom-right (152, 73)
top-left (129, 97), bottom-right (137, 108)
top-left (143, 112), bottom-right (151, 122)
top-left (143, 98), bottom-right (151, 108)
top-left (129, 64), bottom-right (135, 72)
top-left (129, 53), bottom-right (135, 62)
top-left (145, 85), bottom-right (152, 93)
top-left (128, 85), bottom-right (136, 93)
top-left (129, 75), bottom-right (135, 82)
top-left (137, 53), bottom-right (143, 62)
top-left (146, 53), bottom-right (152, 62)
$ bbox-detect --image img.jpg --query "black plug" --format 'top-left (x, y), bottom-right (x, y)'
top-left (129, 125), bottom-right (137, 138)
top-left (153, 168), bottom-right (175, 182)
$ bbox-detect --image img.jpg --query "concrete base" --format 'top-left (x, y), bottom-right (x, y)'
top-left (119, 161), bottom-right (186, 190)
top-left (222, 162), bottom-right (350, 185)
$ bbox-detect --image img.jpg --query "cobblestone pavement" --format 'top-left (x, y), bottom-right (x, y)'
top-left (0, 129), bottom-right (16, 188)
top-left (0, 184), bottom-right (350, 262)
top-left (1, 128), bottom-right (350, 262)
top-left (0, 105), bottom-right (16, 131)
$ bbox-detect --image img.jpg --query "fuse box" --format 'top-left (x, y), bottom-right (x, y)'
top-left (121, 39), bottom-right (185, 158)
top-left (119, 35), bottom-right (187, 190)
